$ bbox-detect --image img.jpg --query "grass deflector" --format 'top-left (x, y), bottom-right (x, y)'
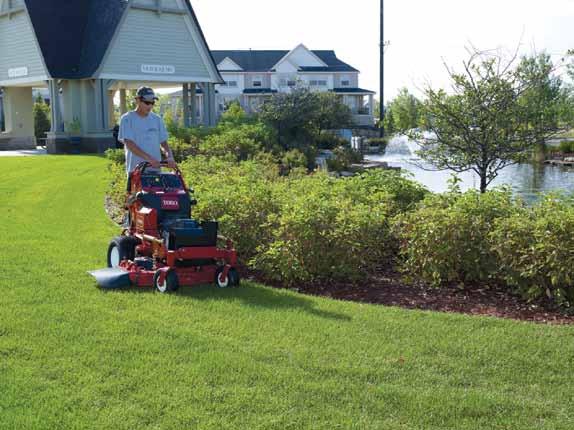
top-left (89, 162), bottom-right (239, 292)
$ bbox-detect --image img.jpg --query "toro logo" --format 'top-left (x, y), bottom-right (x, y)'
top-left (161, 197), bottom-right (180, 210)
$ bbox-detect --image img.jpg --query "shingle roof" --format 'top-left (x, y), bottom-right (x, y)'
top-left (23, 0), bottom-right (221, 81)
top-left (212, 50), bottom-right (359, 73)
top-left (24, 0), bottom-right (127, 79)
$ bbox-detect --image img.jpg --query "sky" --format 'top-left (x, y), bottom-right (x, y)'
top-left (191, 0), bottom-right (574, 102)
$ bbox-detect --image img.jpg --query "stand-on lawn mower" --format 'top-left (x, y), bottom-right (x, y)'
top-left (89, 161), bottom-right (239, 292)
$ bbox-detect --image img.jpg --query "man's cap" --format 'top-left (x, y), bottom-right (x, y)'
top-left (136, 86), bottom-right (158, 102)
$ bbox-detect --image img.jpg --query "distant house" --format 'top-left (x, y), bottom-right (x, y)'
top-left (166, 44), bottom-right (376, 127)
top-left (213, 44), bottom-right (376, 127)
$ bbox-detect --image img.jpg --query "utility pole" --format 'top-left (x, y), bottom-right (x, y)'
top-left (379, 0), bottom-right (385, 137)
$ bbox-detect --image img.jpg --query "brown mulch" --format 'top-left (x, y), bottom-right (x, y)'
top-left (246, 267), bottom-right (574, 325)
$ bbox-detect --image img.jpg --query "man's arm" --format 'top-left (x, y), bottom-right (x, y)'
top-left (160, 140), bottom-right (176, 168)
top-left (124, 139), bottom-right (161, 168)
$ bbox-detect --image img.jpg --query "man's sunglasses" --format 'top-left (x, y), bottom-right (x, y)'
top-left (142, 100), bottom-right (155, 106)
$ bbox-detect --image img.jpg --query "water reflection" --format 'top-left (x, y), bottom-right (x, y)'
top-left (368, 135), bottom-right (574, 203)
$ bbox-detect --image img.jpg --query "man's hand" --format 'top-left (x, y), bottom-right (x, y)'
top-left (166, 158), bottom-right (177, 169)
top-left (148, 159), bottom-right (161, 169)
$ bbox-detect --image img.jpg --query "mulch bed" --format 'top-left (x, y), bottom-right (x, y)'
top-left (247, 267), bottom-right (574, 325)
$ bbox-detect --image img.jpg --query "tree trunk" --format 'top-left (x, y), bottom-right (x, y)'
top-left (479, 173), bottom-right (487, 193)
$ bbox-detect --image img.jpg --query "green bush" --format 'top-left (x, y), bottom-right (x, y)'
top-left (281, 149), bottom-right (308, 174)
top-left (326, 145), bottom-right (363, 172)
top-left (199, 128), bottom-right (262, 161)
top-left (168, 136), bottom-right (199, 163)
top-left (395, 188), bottom-right (521, 286)
top-left (179, 156), bottom-right (281, 262)
top-left (314, 133), bottom-right (349, 150)
top-left (33, 100), bottom-right (51, 139)
top-left (105, 148), bottom-right (125, 165)
top-left (491, 195), bottom-right (574, 305)
top-left (558, 140), bottom-right (574, 154)
top-left (365, 137), bottom-right (388, 152)
top-left (253, 173), bottom-right (395, 284)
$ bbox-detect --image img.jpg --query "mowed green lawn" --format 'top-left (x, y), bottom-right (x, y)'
top-left (1, 156), bottom-right (574, 430)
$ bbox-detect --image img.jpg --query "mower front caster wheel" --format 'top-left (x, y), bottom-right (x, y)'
top-left (215, 267), bottom-right (240, 288)
top-left (107, 236), bottom-right (138, 268)
top-left (154, 269), bottom-right (179, 293)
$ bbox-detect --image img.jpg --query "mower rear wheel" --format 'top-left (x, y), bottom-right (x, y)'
top-left (215, 267), bottom-right (240, 288)
top-left (107, 236), bottom-right (138, 268)
top-left (154, 269), bottom-right (179, 293)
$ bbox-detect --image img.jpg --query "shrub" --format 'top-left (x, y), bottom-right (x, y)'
top-left (179, 156), bottom-right (281, 262)
top-left (33, 99), bottom-right (51, 139)
top-left (559, 140), bottom-right (574, 154)
top-left (491, 195), bottom-right (574, 305)
top-left (168, 136), bottom-right (199, 163)
top-left (105, 148), bottom-right (125, 165)
top-left (199, 128), bottom-right (262, 161)
top-left (281, 149), bottom-right (308, 174)
top-left (326, 145), bottom-right (363, 172)
top-left (394, 188), bottom-right (521, 286)
top-left (315, 133), bottom-right (349, 150)
top-left (252, 173), bottom-right (395, 284)
top-left (365, 137), bottom-right (388, 152)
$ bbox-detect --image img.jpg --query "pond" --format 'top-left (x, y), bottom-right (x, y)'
top-left (366, 135), bottom-right (574, 203)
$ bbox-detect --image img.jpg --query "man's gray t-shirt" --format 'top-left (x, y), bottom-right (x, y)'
top-left (118, 111), bottom-right (168, 173)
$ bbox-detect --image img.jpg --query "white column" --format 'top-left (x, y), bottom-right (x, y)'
top-left (189, 82), bottom-right (197, 126)
top-left (201, 83), bottom-right (210, 126)
top-left (182, 83), bottom-right (190, 128)
top-left (368, 94), bottom-right (374, 116)
top-left (48, 80), bottom-right (63, 132)
top-left (119, 89), bottom-right (127, 115)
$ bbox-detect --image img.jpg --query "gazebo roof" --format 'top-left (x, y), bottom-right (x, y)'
top-left (23, 0), bottom-right (220, 80)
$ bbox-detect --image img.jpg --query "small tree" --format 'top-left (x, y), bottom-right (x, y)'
top-left (415, 49), bottom-right (571, 193)
top-left (33, 94), bottom-right (51, 140)
top-left (386, 87), bottom-right (423, 133)
top-left (258, 88), bottom-right (319, 150)
top-left (313, 92), bottom-right (353, 134)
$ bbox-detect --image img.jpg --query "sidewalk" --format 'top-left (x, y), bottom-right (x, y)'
top-left (0, 147), bottom-right (47, 157)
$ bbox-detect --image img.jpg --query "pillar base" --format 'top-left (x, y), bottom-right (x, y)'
top-left (0, 134), bottom-right (36, 151)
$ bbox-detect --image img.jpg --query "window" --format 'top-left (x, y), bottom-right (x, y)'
top-left (287, 80), bottom-right (296, 87)
top-left (309, 79), bottom-right (327, 87)
top-left (341, 80), bottom-right (350, 87)
top-left (252, 75), bottom-right (263, 87)
top-left (225, 80), bottom-right (238, 87)
top-left (253, 80), bottom-right (262, 87)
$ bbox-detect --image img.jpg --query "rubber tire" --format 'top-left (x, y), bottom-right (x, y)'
top-left (215, 267), bottom-right (240, 288)
top-left (107, 236), bottom-right (138, 268)
top-left (153, 269), bottom-right (179, 293)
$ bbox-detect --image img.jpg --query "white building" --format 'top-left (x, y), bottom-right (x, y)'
top-left (212, 44), bottom-right (376, 127)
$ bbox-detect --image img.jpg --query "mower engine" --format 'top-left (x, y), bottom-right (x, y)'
top-left (89, 162), bottom-right (239, 292)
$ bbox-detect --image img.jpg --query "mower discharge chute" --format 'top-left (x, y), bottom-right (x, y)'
top-left (89, 161), bottom-right (239, 292)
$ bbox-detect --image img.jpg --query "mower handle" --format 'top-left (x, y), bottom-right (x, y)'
top-left (135, 161), bottom-right (181, 174)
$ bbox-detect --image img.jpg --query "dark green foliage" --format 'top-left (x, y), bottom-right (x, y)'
top-left (33, 96), bottom-right (51, 139)
top-left (326, 145), bottom-right (363, 172)
top-left (314, 132), bottom-right (349, 150)
top-left (395, 187), bottom-right (522, 286)
top-left (365, 137), bottom-right (388, 152)
top-left (558, 140), bottom-right (574, 154)
top-left (104, 148), bottom-right (125, 165)
top-left (491, 195), bottom-right (574, 305)
top-left (384, 88), bottom-right (423, 133)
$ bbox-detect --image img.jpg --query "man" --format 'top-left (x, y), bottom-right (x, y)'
top-left (119, 86), bottom-right (176, 174)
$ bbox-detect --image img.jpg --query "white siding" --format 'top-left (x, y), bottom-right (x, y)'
top-left (0, 11), bottom-right (47, 82)
top-left (99, 8), bottom-right (211, 80)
